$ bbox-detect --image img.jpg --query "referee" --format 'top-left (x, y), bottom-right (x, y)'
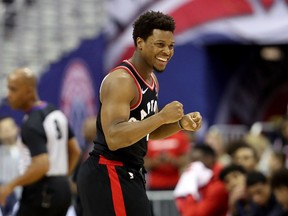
top-left (0, 67), bottom-right (81, 216)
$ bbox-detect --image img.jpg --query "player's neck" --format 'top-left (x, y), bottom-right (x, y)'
top-left (129, 54), bottom-right (153, 80)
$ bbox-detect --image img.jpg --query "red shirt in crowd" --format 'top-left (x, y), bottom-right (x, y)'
top-left (175, 163), bottom-right (229, 216)
top-left (145, 131), bottom-right (191, 190)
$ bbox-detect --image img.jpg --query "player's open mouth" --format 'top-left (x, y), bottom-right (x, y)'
top-left (156, 57), bottom-right (169, 62)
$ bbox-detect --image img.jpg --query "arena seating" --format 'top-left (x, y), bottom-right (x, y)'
top-left (0, 0), bottom-right (105, 99)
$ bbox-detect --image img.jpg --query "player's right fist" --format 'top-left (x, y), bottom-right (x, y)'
top-left (159, 101), bottom-right (184, 124)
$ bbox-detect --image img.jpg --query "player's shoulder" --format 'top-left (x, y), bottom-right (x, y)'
top-left (109, 67), bottom-right (135, 79)
top-left (99, 68), bottom-right (138, 103)
top-left (102, 68), bottom-right (136, 89)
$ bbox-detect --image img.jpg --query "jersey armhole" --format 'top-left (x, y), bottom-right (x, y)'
top-left (111, 66), bottom-right (142, 110)
top-left (99, 67), bottom-right (142, 110)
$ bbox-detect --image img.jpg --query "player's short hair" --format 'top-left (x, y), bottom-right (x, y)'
top-left (132, 10), bottom-right (175, 46)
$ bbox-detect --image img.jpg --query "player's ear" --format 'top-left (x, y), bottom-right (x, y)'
top-left (136, 37), bottom-right (144, 50)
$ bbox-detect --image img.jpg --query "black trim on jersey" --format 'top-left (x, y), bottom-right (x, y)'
top-left (92, 60), bottom-right (158, 169)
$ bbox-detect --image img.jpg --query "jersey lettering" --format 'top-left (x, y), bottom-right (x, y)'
top-left (140, 100), bottom-right (157, 120)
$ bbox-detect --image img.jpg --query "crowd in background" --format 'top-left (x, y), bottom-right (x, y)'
top-left (1, 111), bottom-right (288, 216)
top-left (146, 112), bottom-right (288, 216)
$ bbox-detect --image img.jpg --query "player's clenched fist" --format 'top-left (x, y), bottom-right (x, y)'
top-left (178, 112), bottom-right (202, 131)
top-left (159, 101), bottom-right (184, 124)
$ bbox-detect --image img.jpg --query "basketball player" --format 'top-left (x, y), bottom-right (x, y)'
top-left (0, 68), bottom-right (81, 216)
top-left (77, 11), bottom-right (202, 216)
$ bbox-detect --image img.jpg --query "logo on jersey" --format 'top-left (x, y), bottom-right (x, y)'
top-left (141, 88), bottom-right (148, 94)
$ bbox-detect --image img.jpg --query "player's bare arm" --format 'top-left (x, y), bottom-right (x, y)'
top-left (101, 69), bottom-right (184, 150)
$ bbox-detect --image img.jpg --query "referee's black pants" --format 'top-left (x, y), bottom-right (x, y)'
top-left (16, 176), bottom-right (71, 216)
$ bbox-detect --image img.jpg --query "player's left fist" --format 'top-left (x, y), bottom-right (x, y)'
top-left (179, 112), bottom-right (202, 131)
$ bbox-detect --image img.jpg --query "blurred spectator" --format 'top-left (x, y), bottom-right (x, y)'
top-left (273, 115), bottom-right (288, 167)
top-left (144, 131), bottom-right (191, 190)
top-left (0, 116), bottom-right (30, 216)
top-left (220, 164), bottom-right (256, 216)
top-left (228, 140), bottom-right (259, 172)
top-left (246, 170), bottom-right (284, 216)
top-left (204, 126), bottom-right (231, 166)
top-left (174, 143), bottom-right (228, 216)
top-left (244, 132), bottom-right (273, 175)
top-left (268, 150), bottom-right (286, 177)
top-left (270, 168), bottom-right (288, 214)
